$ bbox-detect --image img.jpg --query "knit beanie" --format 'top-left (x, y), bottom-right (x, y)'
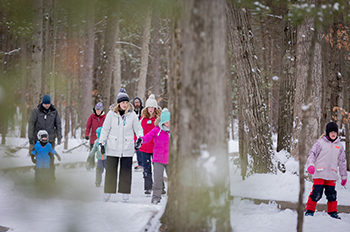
top-left (326, 122), bottom-right (338, 137)
top-left (42, 94), bottom-right (51, 104)
top-left (160, 108), bottom-right (171, 126)
top-left (145, 94), bottom-right (158, 108)
top-left (96, 127), bottom-right (102, 138)
top-left (117, 88), bottom-right (129, 103)
top-left (95, 102), bottom-right (103, 111)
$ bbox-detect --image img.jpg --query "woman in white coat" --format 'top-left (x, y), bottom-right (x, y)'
top-left (99, 88), bottom-right (143, 202)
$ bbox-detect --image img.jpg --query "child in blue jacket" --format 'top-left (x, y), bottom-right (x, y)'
top-left (31, 130), bottom-right (61, 182)
top-left (87, 127), bottom-right (107, 187)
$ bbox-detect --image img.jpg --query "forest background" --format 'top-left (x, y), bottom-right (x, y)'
top-left (1, 0), bottom-right (350, 231)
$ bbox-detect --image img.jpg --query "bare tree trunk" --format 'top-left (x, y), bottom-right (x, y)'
top-left (111, 1), bottom-right (121, 103)
top-left (137, 7), bottom-right (152, 102)
top-left (20, 37), bottom-right (28, 138)
top-left (31, 0), bottom-right (44, 108)
top-left (161, 0), bottom-right (232, 231)
top-left (277, 19), bottom-right (296, 152)
top-left (51, 0), bottom-right (57, 103)
top-left (227, 4), bottom-right (274, 173)
top-left (99, 1), bottom-right (119, 106)
top-left (296, 16), bottom-right (319, 232)
top-left (81, 0), bottom-right (95, 137)
top-left (152, 9), bottom-right (161, 99)
top-left (290, 18), bottom-right (314, 158)
top-left (43, 0), bottom-right (52, 94)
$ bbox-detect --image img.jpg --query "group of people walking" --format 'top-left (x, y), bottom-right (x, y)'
top-left (85, 89), bottom-right (170, 204)
top-left (28, 90), bottom-right (347, 214)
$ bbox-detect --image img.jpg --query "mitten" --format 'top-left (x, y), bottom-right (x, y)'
top-left (307, 166), bottom-right (315, 175)
top-left (85, 136), bottom-right (89, 140)
top-left (55, 153), bottom-right (61, 161)
top-left (341, 179), bottom-right (347, 186)
top-left (30, 154), bottom-right (36, 164)
top-left (99, 143), bottom-right (105, 154)
top-left (57, 138), bottom-right (62, 145)
top-left (134, 138), bottom-right (143, 150)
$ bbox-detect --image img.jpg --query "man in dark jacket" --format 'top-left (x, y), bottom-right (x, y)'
top-left (132, 97), bottom-right (144, 171)
top-left (133, 97), bottom-right (143, 120)
top-left (28, 94), bottom-right (62, 180)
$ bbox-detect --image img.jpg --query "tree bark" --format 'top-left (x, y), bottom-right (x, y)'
top-left (20, 37), bottom-right (28, 138)
top-left (152, 9), bottom-right (161, 99)
top-left (31, 0), bottom-right (44, 108)
top-left (111, 1), bottom-right (121, 103)
top-left (137, 7), bottom-right (152, 102)
top-left (227, 4), bottom-right (274, 173)
top-left (277, 20), bottom-right (296, 152)
top-left (81, 0), bottom-right (95, 138)
top-left (99, 1), bottom-right (119, 106)
top-left (161, 0), bottom-right (232, 231)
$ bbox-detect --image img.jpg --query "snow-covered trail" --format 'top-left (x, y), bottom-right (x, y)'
top-left (1, 165), bottom-right (162, 232)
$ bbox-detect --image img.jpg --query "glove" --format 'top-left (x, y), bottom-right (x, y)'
top-left (30, 154), bottom-right (36, 164)
top-left (85, 136), bottom-right (89, 140)
top-left (135, 138), bottom-right (143, 150)
top-left (57, 138), bottom-right (61, 145)
top-left (55, 153), bottom-right (61, 161)
top-left (29, 144), bottom-right (34, 153)
top-left (341, 179), bottom-right (347, 186)
top-left (307, 166), bottom-right (315, 175)
top-left (99, 143), bottom-right (105, 154)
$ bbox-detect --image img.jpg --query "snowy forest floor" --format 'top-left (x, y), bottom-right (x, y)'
top-left (1, 137), bottom-right (350, 231)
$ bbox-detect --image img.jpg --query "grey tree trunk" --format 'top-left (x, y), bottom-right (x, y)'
top-left (227, 4), bottom-right (274, 173)
top-left (20, 37), bottom-right (28, 138)
top-left (152, 10), bottom-right (161, 99)
top-left (111, 1), bottom-right (121, 103)
top-left (295, 16), bottom-right (319, 232)
top-left (277, 20), bottom-right (296, 152)
top-left (43, 0), bottom-right (52, 95)
top-left (99, 1), bottom-right (119, 106)
top-left (81, 0), bottom-right (95, 138)
top-left (137, 7), bottom-right (152, 102)
top-left (161, 0), bottom-right (232, 231)
top-left (31, 0), bottom-right (44, 108)
top-left (290, 19), bottom-right (313, 158)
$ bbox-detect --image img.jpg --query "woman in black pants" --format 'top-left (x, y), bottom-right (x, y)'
top-left (99, 88), bottom-right (143, 202)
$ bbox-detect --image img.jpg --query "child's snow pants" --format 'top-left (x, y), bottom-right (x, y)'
top-left (306, 179), bottom-right (338, 213)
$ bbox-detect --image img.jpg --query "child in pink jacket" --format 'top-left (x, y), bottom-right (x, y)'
top-left (305, 122), bottom-right (347, 219)
top-left (135, 108), bottom-right (170, 204)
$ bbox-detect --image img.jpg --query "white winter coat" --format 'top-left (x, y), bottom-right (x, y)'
top-left (100, 104), bottom-right (143, 157)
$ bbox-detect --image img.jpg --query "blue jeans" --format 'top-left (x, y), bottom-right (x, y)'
top-left (136, 150), bottom-right (143, 166)
top-left (141, 151), bottom-right (153, 190)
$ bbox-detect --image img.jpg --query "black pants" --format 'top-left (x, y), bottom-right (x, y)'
top-left (104, 156), bottom-right (132, 194)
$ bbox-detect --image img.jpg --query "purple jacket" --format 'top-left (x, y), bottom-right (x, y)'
top-left (142, 126), bottom-right (169, 164)
top-left (307, 136), bottom-right (347, 181)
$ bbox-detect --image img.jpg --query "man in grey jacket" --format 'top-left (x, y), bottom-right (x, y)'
top-left (28, 94), bottom-right (62, 180)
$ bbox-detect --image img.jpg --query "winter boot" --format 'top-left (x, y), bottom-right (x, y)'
top-left (123, 194), bottom-right (129, 201)
top-left (103, 193), bottom-right (111, 202)
top-left (329, 212), bottom-right (341, 219)
top-left (151, 199), bottom-right (160, 205)
top-left (305, 210), bottom-right (314, 216)
top-left (145, 189), bottom-right (152, 196)
top-left (134, 165), bottom-right (143, 172)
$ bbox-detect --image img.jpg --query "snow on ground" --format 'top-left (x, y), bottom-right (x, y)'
top-left (1, 137), bottom-right (350, 231)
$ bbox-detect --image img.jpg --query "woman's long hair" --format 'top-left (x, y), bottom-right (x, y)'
top-left (113, 102), bottom-right (131, 114)
top-left (141, 107), bottom-right (161, 119)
